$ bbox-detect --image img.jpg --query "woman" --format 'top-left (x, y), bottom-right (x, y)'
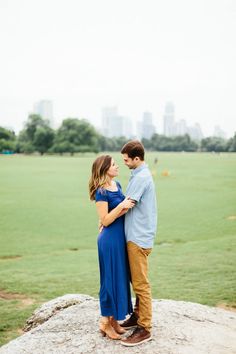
top-left (89, 155), bottom-right (134, 340)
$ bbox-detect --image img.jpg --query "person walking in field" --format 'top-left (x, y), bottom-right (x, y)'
top-left (120, 140), bottom-right (158, 347)
top-left (89, 155), bottom-right (135, 340)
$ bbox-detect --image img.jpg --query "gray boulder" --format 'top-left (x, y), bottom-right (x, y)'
top-left (0, 294), bottom-right (236, 354)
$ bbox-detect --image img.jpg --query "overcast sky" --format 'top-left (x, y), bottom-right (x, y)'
top-left (0, 0), bottom-right (235, 137)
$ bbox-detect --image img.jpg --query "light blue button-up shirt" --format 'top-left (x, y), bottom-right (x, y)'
top-left (125, 163), bottom-right (157, 248)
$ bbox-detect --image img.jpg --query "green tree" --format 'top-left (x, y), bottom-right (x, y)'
top-left (143, 133), bottom-right (198, 152)
top-left (172, 134), bottom-right (198, 152)
top-left (0, 127), bottom-right (16, 153)
top-left (226, 132), bottom-right (236, 152)
top-left (17, 114), bottom-right (53, 154)
top-left (0, 139), bottom-right (16, 153)
top-left (33, 126), bottom-right (55, 155)
top-left (24, 114), bottom-right (49, 141)
top-left (0, 127), bottom-right (15, 141)
top-left (16, 130), bottom-right (28, 153)
top-left (115, 136), bottom-right (129, 150)
top-left (201, 137), bottom-right (227, 152)
top-left (98, 136), bottom-right (118, 151)
top-left (53, 118), bottom-right (99, 154)
top-left (141, 138), bottom-right (153, 150)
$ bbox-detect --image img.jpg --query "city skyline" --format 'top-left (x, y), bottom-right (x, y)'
top-left (0, 0), bottom-right (235, 138)
top-left (3, 98), bottom-right (228, 140)
top-left (0, 96), bottom-right (233, 139)
top-left (0, 99), bottom-right (233, 139)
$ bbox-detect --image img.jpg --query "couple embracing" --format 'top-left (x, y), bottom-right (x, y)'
top-left (89, 140), bottom-right (157, 347)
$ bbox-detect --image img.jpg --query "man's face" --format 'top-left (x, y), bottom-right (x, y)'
top-left (122, 153), bottom-right (138, 169)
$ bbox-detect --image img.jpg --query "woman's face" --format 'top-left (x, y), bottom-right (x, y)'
top-left (107, 158), bottom-right (119, 178)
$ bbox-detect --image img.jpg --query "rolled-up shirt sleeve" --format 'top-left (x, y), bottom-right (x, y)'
top-left (126, 177), bottom-right (148, 203)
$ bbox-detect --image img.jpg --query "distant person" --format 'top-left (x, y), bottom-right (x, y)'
top-left (154, 157), bottom-right (158, 165)
top-left (120, 140), bottom-right (158, 347)
top-left (89, 155), bottom-right (135, 340)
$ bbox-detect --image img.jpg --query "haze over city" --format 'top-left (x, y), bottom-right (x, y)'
top-left (0, 0), bottom-right (235, 138)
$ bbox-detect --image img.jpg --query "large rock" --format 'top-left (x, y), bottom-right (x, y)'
top-left (0, 294), bottom-right (236, 354)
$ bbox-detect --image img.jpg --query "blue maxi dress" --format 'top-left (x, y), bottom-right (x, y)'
top-left (95, 181), bottom-right (133, 320)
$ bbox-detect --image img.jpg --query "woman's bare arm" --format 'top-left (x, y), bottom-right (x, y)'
top-left (96, 198), bottom-right (134, 227)
top-left (118, 208), bottom-right (129, 217)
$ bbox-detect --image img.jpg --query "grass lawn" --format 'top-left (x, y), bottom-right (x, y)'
top-left (0, 152), bottom-right (236, 345)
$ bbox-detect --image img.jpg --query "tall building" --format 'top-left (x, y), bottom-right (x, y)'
top-left (187, 123), bottom-right (203, 141)
top-left (101, 106), bottom-right (118, 137)
top-left (122, 116), bottom-right (133, 138)
top-left (163, 102), bottom-right (203, 140)
top-left (175, 119), bottom-right (187, 136)
top-left (101, 106), bottom-right (133, 138)
top-left (163, 102), bottom-right (175, 136)
top-left (33, 100), bottom-right (53, 126)
top-left (136, 121), bottom-right (142, 140)
top-left (140, 111), bottom-right (156, 139)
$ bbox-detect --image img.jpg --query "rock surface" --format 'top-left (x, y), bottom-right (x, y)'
top-left (0, 294), bottom-right (236, 354)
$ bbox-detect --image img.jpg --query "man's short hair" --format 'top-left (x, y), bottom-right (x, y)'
top-left (121, 140), bottom-right (145, 161)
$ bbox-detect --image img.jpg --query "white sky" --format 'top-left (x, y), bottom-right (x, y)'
top-left (0, 0), bottom-right (235, 137)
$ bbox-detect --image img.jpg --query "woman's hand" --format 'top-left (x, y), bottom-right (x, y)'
top-left (98, 219), bottom-right (104, 233)
top-left (117, 207), bottom-right (129, 217)
top-left (96, 196), bottom-right (135, 228)
top-left (120, 196), bottom-right (135, 210)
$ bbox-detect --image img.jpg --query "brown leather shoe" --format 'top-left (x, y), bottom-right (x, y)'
top-left (120, 312), bottom-right (138, 330)
top-left (121, 326), bottom-right (152, 346)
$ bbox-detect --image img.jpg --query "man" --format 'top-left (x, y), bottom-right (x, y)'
top-left (120, 140), bottom-right (157, 347)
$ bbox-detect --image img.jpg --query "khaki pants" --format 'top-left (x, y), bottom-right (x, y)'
top-left (127, 241), bottom-right (152, 332)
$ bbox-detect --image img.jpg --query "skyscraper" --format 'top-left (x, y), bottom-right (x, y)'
top-left (140, 111), bottom-right (156, 139)
top-left (187, 123), bottom-right (203, 141)
top-left (101, 106), bottom-right (118, 137)
top-left (122, 116), bottom-right (133, 138)
top-left (163, 102), bottom-right (175, 136)
top-left (33, 100), bottom-right (53, 127)
top-left (101, 106), bottom-right (133, 138)
top-left (175, 119), bottom-right (187, 136)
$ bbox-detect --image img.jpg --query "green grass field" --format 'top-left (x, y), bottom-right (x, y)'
top-left (0, 152), bottom-right (236, 345)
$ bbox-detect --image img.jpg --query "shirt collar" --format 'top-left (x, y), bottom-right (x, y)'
top-left (131, 162), bottom-right (147, 176)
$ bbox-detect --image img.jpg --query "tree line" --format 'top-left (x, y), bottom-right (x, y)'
top-left (0, 114), bottom-right (236, 154)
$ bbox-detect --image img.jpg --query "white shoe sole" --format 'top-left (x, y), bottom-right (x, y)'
top-left (121, 336), bottom-right (152, 346)
top-left (122, 325), bottom-right (138, 330)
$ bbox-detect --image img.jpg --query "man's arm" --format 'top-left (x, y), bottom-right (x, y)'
top-left (126, 177), bottom-right (147, 203)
